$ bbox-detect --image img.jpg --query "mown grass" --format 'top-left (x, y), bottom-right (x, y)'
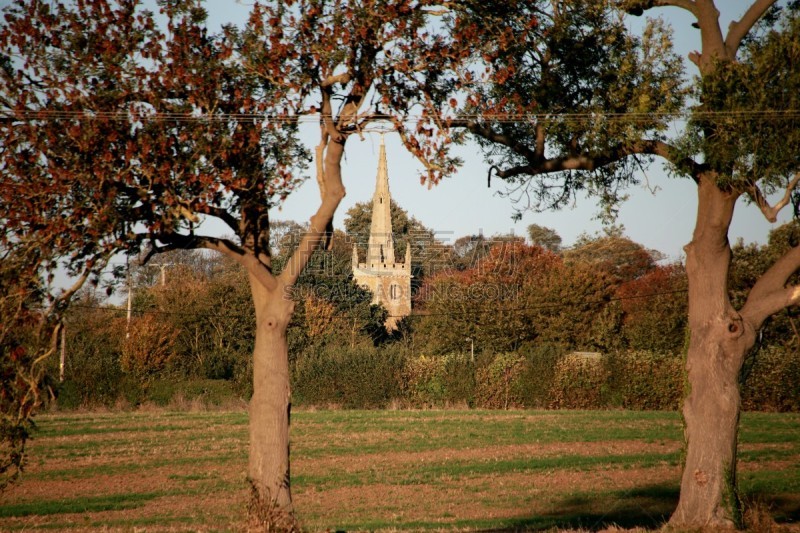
top-left (1, 409), bottom-right (798, 531)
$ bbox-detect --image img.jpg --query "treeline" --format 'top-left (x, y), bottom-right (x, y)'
top-left (52, 210), bottom-right (800, 412)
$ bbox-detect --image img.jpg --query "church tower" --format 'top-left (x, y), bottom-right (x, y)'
top-left (352, 136), bottom-right (412, 330)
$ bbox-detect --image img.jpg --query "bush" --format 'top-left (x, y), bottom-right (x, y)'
top-left (549, 352), bottom-right (609, 409)
top-left (200, 347), bottom-right (241, 380)
top-left (121, 314), bottom-right (179, 383)
top-left (292, 345), bottom-right (404, 408)
top-left (232, 351), bottom-right (254, 400)
top-left (61, 314), bottom-right (126, 408)
top-left (606, 351), bottom-right (683, 410)
top-left (742, 345), bottom-right (800, 412)
top-left (147, 379), bottom-right (241, 408)
top-left (402, 353), bottom-right (475, 408)
top-left (440, 353), bottom-right (476, 407)
top-left (517, 343), bottom-right (563, 408)
top-left (403, 355), bottom-right (446, 407)
top-left (475, 353), bottom-right (527, 409)
top-left (54, 380), bottom-right (82, 410)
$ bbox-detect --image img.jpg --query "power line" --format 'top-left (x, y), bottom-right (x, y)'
top-left (2, 109), bottom-right (799, 125)
top-left (69, 285), bottom-right (688, 321)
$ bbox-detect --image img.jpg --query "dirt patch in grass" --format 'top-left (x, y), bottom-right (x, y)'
top-left (297, 439), bottom-right (680, 476)
top-left (4, 461), bottom-right (244, 502)
top-left (0, 491), bottom-right (249, 532)
top-left (295, 465), bottom-right (682, 529)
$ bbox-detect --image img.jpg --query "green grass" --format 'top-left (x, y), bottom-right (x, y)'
top-left (0, 493), bottom-right (161, 518)
top-left (1, 409), bottom-right (798, 531)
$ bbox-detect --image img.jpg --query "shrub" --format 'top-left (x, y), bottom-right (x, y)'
top-left (402, 353), bottom-right (475, 408)
top-left (549, 352), bottom-right (609, 409)
top-left (517, 343), bottom-right (564, 408)
top-left (200, 347), bottom-right (240, 380)
top-left (232, 350), bottom-right (254, 400)
top-left (440, 353), bottom-right (475, 407)
top-left (742, 345), bottom-right (800, 412)
top-left (147, 378), bottom-right (241, 408)
top-left (54, 380), bottom-right (81, 410)
top-left (120, 313), bottom-right (179, 383)
top-left (475, 353), bottom-right (526, 409)
top-left (292, 345), bottom-right (404, 408)
top-left (606, 351), bottom-right (683, 410)
top-left (61, 313), bottom-right (125, 408)
top-left (403, 355), bottom-right (446, 407)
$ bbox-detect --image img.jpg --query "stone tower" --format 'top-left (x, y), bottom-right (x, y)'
top-left (352, 136), bottom-right (412, 330)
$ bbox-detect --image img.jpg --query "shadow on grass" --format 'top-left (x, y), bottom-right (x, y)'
top-left (476, 484), bottom-right (677, 532)
top-left (746, 494), bottom-right (800, 524)
top-left (477, 484), bottom-right (800, 532)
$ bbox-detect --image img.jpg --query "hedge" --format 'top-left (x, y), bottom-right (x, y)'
top-left (54, 344), bottom-right (800, 412)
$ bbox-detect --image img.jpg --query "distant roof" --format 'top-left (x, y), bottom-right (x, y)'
top-left (570, 352), bottom-right (603, 360)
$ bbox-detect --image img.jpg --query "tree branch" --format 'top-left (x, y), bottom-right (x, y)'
top-left (44, 255), bottom-right (109, 318)
top-left (451, 119), bottom-right (541, 166)
top-left (278, 141), bottom-right (346, 286)
top-left (321, 72), bottom-right (352, 88)
top-left (454, 118), bottom-right (703, 181)
top-left (725, 0), bottom-right (778, 56)
top-left (154, 232), bottom-right (278, 291)
top-left (742, 244), bottom-right (800, 327)
top-left (620, 0), bottom-right (699, 18)
top-left (748, 172), bottom-right (800, 223)
top-left (319, 86), bottom-right (343, 142)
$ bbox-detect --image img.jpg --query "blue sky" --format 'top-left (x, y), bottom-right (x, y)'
top-left (195, 0), bottom-right (790, 263)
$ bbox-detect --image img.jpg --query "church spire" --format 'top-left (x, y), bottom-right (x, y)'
top-left (366, 135), bottom-right (395, 265)
top-left (352, 134), bottom-right (412, 331)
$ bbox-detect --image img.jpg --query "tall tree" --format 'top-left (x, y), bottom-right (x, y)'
top-left (526, 224), bottom-right (562, 252)
top-left (0, 0), bottom-right (458, 523)
top-left (565, 227), bottom-right (663, 283)
top-left (415, 242), bottom-right (562, 353)
top-left (449, 0), bottom-right (800, 526)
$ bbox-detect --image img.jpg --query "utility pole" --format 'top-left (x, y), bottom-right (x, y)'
top-left (126, 255), bottom-right (132, 339)
top-left (466, 337), bottom-right (474, 362)
top-left (155, 263), bottom-right (173, 286)
top-left (59, 322), bottom-right (66, 382)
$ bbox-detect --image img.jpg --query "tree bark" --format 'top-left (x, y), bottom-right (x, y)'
top-left (247, 272), bottom-right (295, 521)
top-left (670, 175), bottom-right (757, 528)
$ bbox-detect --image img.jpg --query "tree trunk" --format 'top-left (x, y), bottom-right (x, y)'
top-left (247, 273), bottom-right (296, 526)
top-left (242, 127), bottom-right (346, 529)
top-left (670, 176), bottom-right (757, 529)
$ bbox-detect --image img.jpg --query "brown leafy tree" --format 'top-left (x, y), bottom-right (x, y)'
top-left (564, 227), bottom-right (663, 283)
top-left (120, 313), bottom-right (179, 383)
top-left (0, 0), bottom-right (462, 522)
top-left (415, 242), bottom-right (562, 353)
top-left (449, 0), bottom-right (800, 526)
top-left (616, 263), bottom-right (688, 354)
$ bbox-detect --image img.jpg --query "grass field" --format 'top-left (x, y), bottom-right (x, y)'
top-left (0, 409), bottom-right (798, 531)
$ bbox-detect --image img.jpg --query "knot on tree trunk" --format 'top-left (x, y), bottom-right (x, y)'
top-left (694, 468), bottom-right (709, 487)
top-left (262, 315), bottom-right (281, 330)
top-left (724, 314), bottom-right (744, 340)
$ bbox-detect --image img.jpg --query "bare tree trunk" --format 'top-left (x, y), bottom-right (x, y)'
top-left (670, 177), bottom-right (756, 529)
top-left (247, 273), bottom-right (296, 526)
